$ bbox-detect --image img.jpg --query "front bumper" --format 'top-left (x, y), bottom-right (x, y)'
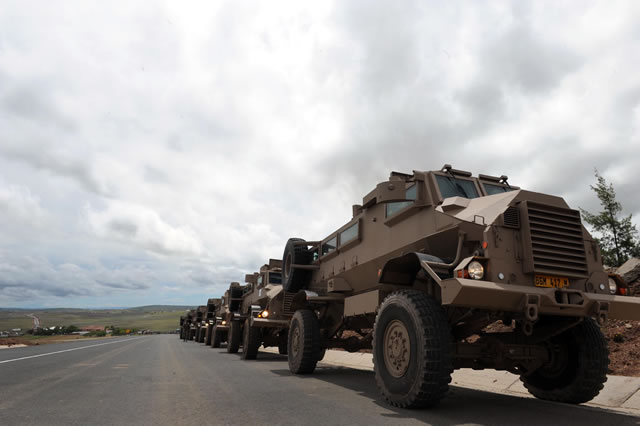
top-left (441, 278), bottom-right (640, 320)
top-left (250, 318), bottom-right (290, 329)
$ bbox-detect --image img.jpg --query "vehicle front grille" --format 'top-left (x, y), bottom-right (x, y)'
top-left (526, 202), bottom-right (588, 278)
top-left (283, 291), bottom-right (296, 315)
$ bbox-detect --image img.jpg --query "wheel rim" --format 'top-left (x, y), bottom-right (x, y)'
top-left (538, 341), bottom-right (570, 379)
top-left (291, 324), bottom-right (300, 357)
top-left (383, 320), bottom-right (411, 378)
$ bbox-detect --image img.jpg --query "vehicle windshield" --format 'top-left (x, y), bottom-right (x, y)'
top-left (435, 175), bottom-right (480, 199)
top-left (482, 182), bottom-right (514, 195)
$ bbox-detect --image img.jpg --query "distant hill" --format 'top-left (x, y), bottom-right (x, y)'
top-left (0, 305), bottom-right (196, 332)
top-left (120, 305), bottom-right (195, 313)
top-left (0, 305), bottom-right (195, 312)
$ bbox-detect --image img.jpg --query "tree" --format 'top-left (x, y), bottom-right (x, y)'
top-left (580, 171), bottom-right (640, 267)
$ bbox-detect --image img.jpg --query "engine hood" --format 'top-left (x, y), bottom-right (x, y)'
top-left (435, 190), bottom-right (571, 226)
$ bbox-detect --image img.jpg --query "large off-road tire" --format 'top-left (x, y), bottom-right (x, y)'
top-left (373, 290), bottom-right (453, 408)
top-left (241, 318), bottom-right (262, 360)
top-left (205, 325), bottom-right (213, 346)
top-left (197, 328), bottom-right (204, 343)
top-left (227, 320), bottom-right (242, 353)
top-left (521, 318), bottom-right (609, 404)
top-left (288, 310), bottom-right (320, 374)
top-left (211, 326), bottom-right (222, 348)
top-left (282, 238), bottom-right (313, 292)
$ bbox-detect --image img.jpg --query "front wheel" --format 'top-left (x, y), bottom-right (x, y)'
top-left (521, 318), bottom-right (609, 404)
top-left (211, 325), bottom-right (221, 348)
top-left (241, 318), bottom-right (262, 360)
top-left (227, 320), bottom-right (242, 353)
top-left (288, 310), bottom-right (319, 374)
top-left (373, 290), bottom-right (453, 408)
top-left (205, 326), bottom-right (213, 346)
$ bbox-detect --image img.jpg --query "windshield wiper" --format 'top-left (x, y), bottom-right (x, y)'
top-left (444, 171), bottom-right (469, 198)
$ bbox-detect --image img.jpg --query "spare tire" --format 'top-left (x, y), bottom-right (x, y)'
top-left (282, 238), bottom-right (313, 292)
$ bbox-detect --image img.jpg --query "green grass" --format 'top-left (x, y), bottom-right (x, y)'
top-left (0, 306), bottom-right (193, 332)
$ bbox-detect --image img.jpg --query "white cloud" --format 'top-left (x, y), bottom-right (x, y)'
top-left (85, 200), bottom-right (204, 257)
top-left (0, 179), bottom-right (47, 227)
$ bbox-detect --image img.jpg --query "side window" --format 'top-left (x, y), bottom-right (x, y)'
top-left (339, 222), bottom-right (359, 246)
top-left (321, 235), bottom-right (337, 256)
top-left (483, 183), bottom-right (513, 195)
top-left (385, 184), bottom-right (417, 217)
top-left (256, 275), bottom-right (263, 286)
top-left (269, 272), bottom-right (282, 284)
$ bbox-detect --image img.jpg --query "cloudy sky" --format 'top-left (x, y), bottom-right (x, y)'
top-left (1, 1), bottom-right (639, 308)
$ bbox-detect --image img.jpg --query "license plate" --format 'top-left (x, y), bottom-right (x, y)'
top-left (535, 275), bottom-right (569, 288)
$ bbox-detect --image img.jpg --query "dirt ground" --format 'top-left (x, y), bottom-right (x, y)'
top-left (603, 320), bottom-right (640, 376)
top-left (0, 335), bottom-right (101, 348)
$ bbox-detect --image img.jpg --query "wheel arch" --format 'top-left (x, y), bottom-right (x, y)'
top-left (379, 252), bottom-right (447, 287)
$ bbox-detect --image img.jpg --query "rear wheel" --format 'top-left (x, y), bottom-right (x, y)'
top-left (211, 325), bottom-right (221, 348)
top-left (241, 318), bottom-right (262, 360)
top-left (373, 290), bottom-right (453, 408)
top-left (521, 318), bottom-right (609, 404)
top-left (282, 238), bottom-right (313, 292)
top-left (227, 320), bottom-right (242, 353)
top-left (288, 310), bottom-right (319, 374)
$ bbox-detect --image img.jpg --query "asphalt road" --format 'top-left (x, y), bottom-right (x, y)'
top-left (1, 335), bottom-right (638, 425)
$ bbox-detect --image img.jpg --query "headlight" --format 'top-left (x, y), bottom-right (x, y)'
top-left (608, 277), bottom-right (617, 295)
top-left (260, 310), bottom-right (269, 318)
top-left (468, 261), bottom-right (484, 280)
top-left (221, 320), bottom-right (227, 325)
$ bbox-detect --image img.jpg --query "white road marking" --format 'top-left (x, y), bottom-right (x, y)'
top-left (0, 337), bottom-right (146, 364)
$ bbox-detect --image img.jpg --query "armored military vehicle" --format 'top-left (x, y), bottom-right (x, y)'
top-left (182, 309), bottom-right (196, 341)
top-left (281, 165), bottom-right (640, 408)
top-left (210, 283), bottom-right (245, 350)
top-left (194, 306), bottom-right (207, 343)
top-left (221, 281), bottom-right (253, 353)
top-left (204, 298), bottom-right (222, 346)
top-left (233, 260), bottom-right (292, 360)
top-left (179, 315), bottom-right (185, 340)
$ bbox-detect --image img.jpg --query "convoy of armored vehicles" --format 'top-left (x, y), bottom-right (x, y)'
top-left (180, 165), bottom-right (640, 409)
